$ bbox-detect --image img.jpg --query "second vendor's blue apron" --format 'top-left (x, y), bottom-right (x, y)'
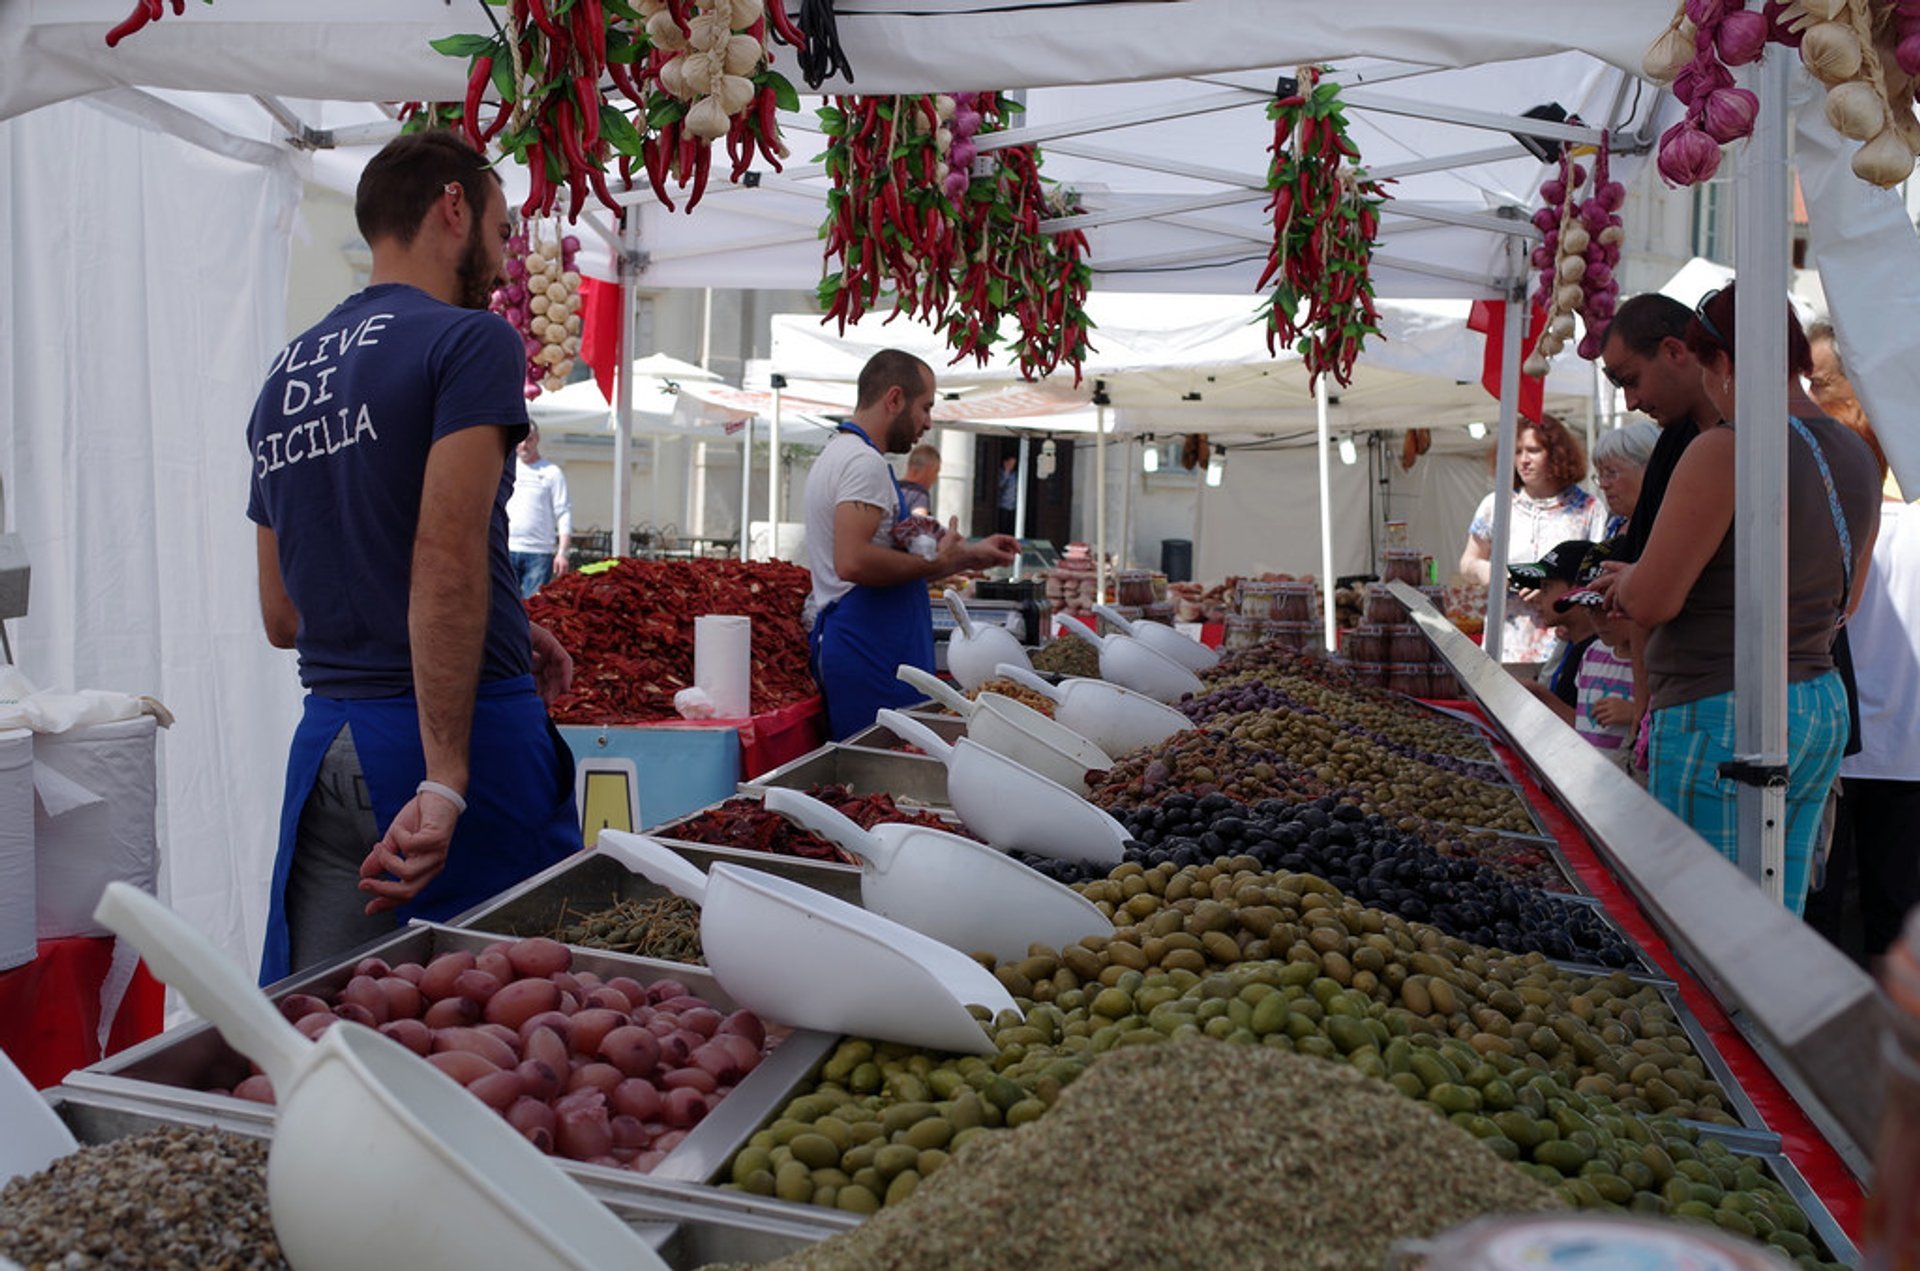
top-left (810, 424), bottom-right (937, 741)
top-left (259, 673), bottom-right (580, 984)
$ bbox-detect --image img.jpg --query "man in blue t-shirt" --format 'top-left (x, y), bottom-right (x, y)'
top-left (247, 130), bottom-right (581, 982)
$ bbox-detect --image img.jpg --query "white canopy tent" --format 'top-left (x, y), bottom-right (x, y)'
top-left (3, 0), bottom-right (1917, 973)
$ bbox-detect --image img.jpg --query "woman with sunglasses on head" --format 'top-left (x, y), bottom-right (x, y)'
top-left (1595, 284), bottom-right (1882, 914)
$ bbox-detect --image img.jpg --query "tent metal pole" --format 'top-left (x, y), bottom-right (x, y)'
top-left (1732, 53), bottom-right (1791, 905)
top-left (1119, 436), bottom-right (1133, 571)
top-left (1483, 258), bottom-right (1526, 662)
top-left (738, 419), bottom-right (753, 562)
top-left (768, 384), bottom-right (783, 550)
top-left (612, 216), bottom-right (639, 558)
top-left (1095, 402), bottom-right (1108, 603)
top-left (688, 442), bottom-right (706, 539)
top-left (1015, 435), bottom-right (1031, 540)
top-left (1316, 378), bottom-right (1337, 653)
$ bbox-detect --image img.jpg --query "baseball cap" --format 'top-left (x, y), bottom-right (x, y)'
top-left (1553, 585), bottom-right (1609, 612)
top-left (1508, 539), bottom-right (1597, 588)
top-left (1549, 540), bottom-right (1623, 610)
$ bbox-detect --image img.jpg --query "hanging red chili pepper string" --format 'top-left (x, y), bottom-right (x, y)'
top-left (1258, 67), bottom-right (1390, 391)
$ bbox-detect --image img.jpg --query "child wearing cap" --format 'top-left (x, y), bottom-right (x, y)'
top-left (1507, 539), bottom-right (1600, 723)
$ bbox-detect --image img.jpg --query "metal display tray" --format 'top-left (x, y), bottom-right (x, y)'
top-left (844, 710), bottom-right (965, 752)
top-left (38, 1085), bottom-right (856, 1266)
top-left (457, 833), bottom-right (866, 931)
top-left (741, 743), bottom-right (951, 810)
top-left (63, 922), bottom-right (840, 1215)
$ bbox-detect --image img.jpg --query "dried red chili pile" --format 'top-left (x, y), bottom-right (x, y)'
top-left (664, 785), bottom-right (976, 863)
top-left (663, 796), bottom-right (852, 862)
top-left (804, 784), bottom-right (970, 837)
top-left (527, 557), bottom-right (814, 724)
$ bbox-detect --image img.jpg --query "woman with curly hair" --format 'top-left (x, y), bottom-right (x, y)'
top-left (1458, 414), bottom-right (1610, 663)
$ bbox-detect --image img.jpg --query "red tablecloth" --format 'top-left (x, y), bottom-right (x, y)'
top-left (0, 937), bottom-right (165, 1089)
top-left (1463, 718), bottom-right (1866, 1237)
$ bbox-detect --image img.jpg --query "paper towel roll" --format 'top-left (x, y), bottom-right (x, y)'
top-left (694, 615), bottom-right (752, 719)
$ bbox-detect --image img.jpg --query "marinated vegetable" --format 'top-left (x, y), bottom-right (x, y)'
top-left (554, 894), bottom-right (705, 964)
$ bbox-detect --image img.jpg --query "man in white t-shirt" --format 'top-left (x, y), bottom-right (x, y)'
top-left (804, 349), bottom-right (1019, 740)
top-left (506, 423), bottom-right (571, 597)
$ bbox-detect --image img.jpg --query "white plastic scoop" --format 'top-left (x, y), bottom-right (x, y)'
top-left (762, 787), bottom-right (1112, 962)
top-left (1094, 603), bottom-right (1220, 672)
top-left (896, 664), bottom-right (1112, 795)
top-left (996, 662), bottom-right (1193, 757)
top-left (92, 883), bottom-right (664, 1271)
top-left (875, 709), bottom-right (1128, 867)
top-left (942, 588), bottom-right (1032, 691)
top-left (596, 832), bottom-right (1012, 1054)
top-left (1058, 613), bottom-right (1203, 704)
top-left (1, 1048), bottom-right (76, 1187)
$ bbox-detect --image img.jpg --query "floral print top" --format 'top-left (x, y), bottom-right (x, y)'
top-left (1468, 484), bottom-right (1610, 664)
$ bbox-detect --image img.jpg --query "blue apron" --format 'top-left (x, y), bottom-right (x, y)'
top-left (810, 424), bottom-right (937, 741)
top-left (260, 674), bottom-right (581, 984)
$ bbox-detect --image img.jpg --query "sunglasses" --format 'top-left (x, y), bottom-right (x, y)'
top-left (1694, 287), bottom-right (1730, 352)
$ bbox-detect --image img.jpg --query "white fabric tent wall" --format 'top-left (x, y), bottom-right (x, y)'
top-left (1084, 428), bottom-right (1504, 582)
top-left (0, 97), bottom-right (305, 977)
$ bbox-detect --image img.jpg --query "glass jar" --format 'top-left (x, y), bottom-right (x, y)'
top-left (1344, 625), bottom-right (1388, 663)
top-left (1149, 572), bottom-right (1170, 604)
top-left (1100, 605), bottom-right (1145, 638)
top-left (1116, 569), bottom-right (1156, 608)
top-left (1388, 664), bottom-right (1430, 698)
top-left (1272, 581), bottom-right (1316, 623)
top-left (1382, 548), bottom-right (1427, 586)
top-left (1363, 582), bottom-right (1407, 626)
top-left (1224, 615), bottom-right (1264, 650)
top-left (1236, 580), bottom-right (1282, 619)
top-left (1143, 601), bottom-right (1176, 626)
top-left (1866, 907), bottom-right (1920, 1265)
top-left (1382, 519), bottom-right (1410, 550)
top-left (1388, 624), bottom-right (1430, 664)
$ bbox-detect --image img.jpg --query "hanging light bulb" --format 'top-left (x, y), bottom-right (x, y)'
top-left (1338, 434), bottom-right (1358, 466)
top-left (1466, 421), bottom-right (1488, 440)
top-left (1206, 448), bottom-right (1226, 487)
top-left (1142, 444), bottom-right (1160, 473)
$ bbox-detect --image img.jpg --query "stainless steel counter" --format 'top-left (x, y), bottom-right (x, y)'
top-left (1391, 581), bottom-right (1886, 1179)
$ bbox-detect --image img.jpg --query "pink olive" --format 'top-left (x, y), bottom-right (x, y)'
top-left (431, 1026), bottom-right (518, 1071)
top-left (611, 1077), bottom-right (663, 1122)
top-left (418, 950), bottom-right (477, 1001)
top-left (379, 1018), bottom-right (433, 1056)
top-left (277, 993), bottom-right (331, 1024)
top-left (422, 996), bottom-right (482, 1030)
top-left (484, 977), bottom-right (561, 1030)
top-left (507, 936), bottom-right (572, 979)
top-left (233, 1074), bottom-right (276, 1104)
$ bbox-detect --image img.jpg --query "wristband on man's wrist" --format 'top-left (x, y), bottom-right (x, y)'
top-left (416, 780), bottom-right (468, 815)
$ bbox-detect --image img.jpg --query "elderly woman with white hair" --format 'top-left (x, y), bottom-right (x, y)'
top-left (1592, 421), bottom-right (1659, 540)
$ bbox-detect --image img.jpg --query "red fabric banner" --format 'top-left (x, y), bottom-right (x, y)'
top-left (579, 276), bottom-right (623, 403)
top-left (0, 937), bottom-right (165, 1088)
top-left (1467, 299), bottom-right (1549, 424)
